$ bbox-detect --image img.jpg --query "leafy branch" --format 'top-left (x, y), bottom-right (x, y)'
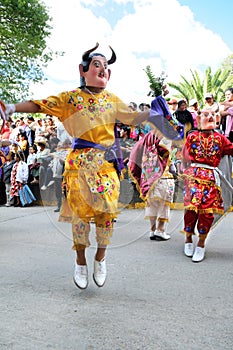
top-left (144, 65), bottom-right (167, 97)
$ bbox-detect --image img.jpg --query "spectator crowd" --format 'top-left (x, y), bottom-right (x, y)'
top-left (1, 88), bottom-right (233, 210)
top-left (0, 114), bottom-right (72, 210)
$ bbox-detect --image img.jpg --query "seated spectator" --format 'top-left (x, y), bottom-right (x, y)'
top-left (50, 139), bottom-right (71, 212)
top-left (10, 141), bottom-right (20, 155)
top-left (3, 151), bottom-right (15, 206)
top-left (40, 116), bottom-right (57, 147)
top-left (139, 103), bottom-right (150, 112)
top-left (138, 104), bottom-right (151, 134)
top-left (188, 98), bottom-right (199, 129)
top-left (128, 101), bottom-right (138, 112)
top-left (17, 117), bottom-right (27, 133)
top-left (27, 144), bottom-right (39, 184)
top-left (25, 116), bottom-right (36, 147)
top-left (18, 132), bottom-right (29, 161)
top-left (55, 119), bottom-right (72, 144)
top-left (128, 103), bottom-right (140, 140)
top-left (174, 99), bottom-right (194, 132)
top-left (49, 137), bottom-right (60, 153)
top-left (204, 93), bottom-right (220, 112)
top-left (34, 136), bottom-right (53, 190)
top-left (0, 148), bottom-right (7, 204)
top-left (34, 118), bottom-right (45, 138)
top-left (119, 126), bottom-right (135, 165)
top-left (9, 123), bottom-right (19, 141)
top-left (139, 103), bottom-right (145, 111)
top-left (168, 98), bottom-right (178, 114)
top-left (204, 93), bottom-right (221, 130)
top-left (10, 151), bottom-right (28, 207)
top-left (0, 121), bottom-right (11, 140)
top-left (220, 87), bottom-right (233, 139)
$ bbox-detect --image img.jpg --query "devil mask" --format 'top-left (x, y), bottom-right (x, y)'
top-left (79, 42), bottom-right (116, 87)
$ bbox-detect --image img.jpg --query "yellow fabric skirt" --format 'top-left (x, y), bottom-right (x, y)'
top-left (59, 148), bottom-right (120, 222)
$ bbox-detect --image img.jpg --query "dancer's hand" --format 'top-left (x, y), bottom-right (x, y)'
top-left (162, 84), bottom-right (169, 97)
top-left (5, 104), bottom-right (16, 118)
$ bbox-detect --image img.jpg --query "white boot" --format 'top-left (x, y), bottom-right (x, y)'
top-left (93, 259), bottom-right (107, 287)
top-left (73, 261), bottom-right (88, 289)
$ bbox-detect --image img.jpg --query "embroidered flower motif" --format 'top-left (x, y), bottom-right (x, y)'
top-left (87, 154), bottom-right (94, 161)
top-left (77, 104), bottom-right (83, 110)
top-left (106, 220), bottom-right (111, 227)
top-left (97, 185), bottom-right (105, 193)
top-left (191, 187), bottom-right (196, 194)
top-left (88, 106), bottom-right (96, 113)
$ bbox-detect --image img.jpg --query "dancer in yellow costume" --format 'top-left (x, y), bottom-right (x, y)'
top-left (3, 43), bottom-right (154, 289)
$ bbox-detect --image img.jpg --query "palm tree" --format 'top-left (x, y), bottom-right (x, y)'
top-left (168, 65), bottom-right (233, 107)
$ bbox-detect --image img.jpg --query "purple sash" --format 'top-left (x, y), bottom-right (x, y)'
top-left (72, 127), bottom-right (124, 176)
top-left (149, 96), bottom-right (184, 140)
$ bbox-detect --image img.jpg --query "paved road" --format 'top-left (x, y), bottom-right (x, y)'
top-left (0, 205), bottom-right (233, 350)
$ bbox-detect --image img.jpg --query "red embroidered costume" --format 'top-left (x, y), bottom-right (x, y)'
top-left (182, 130), bottom-right (233, 235)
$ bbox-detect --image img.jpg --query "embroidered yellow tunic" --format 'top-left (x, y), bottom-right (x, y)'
top-left (33, 88), bottom-right (138, 221)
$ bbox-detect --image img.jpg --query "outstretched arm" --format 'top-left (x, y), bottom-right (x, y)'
top-left (15, 101), bottom-right (40, 113)
top-left (132, 110), bottom-right (150, 125)
top-left (6, 101), bottom-right (40, 115)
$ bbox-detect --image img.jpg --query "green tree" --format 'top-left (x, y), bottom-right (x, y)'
top-left (168, 62), bottom-right (233, 107)
top-left (221, 53), bottom-right (233, 73)
top-left (0, 0), bottom-right (57, 102)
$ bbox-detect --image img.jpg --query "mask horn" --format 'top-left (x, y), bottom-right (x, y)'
top-left (108, 46), bottom-right (116, 65)
top-left (82, 42), bottom-right (99, 62)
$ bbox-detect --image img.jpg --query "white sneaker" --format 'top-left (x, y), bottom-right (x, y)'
top-left (149, 231), bottom-right (155, 240)
top-left (47, 180), bottom-right (54, 187)
top-left (93, 259), bottom-right (107, 287)
top-left (40, 185), bottom-right (47, 191)
top-left (153, 230), bottom-right (171, 241)
top-left (184, 243), bottom-right (194, 257)
top-left (192, 247), bottom-right (205, 263)
top-left (73, 262), bottom-right (88, 289)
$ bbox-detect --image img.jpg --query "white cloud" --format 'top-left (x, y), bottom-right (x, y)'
top-left (30, 0), bottom-right (231, 105)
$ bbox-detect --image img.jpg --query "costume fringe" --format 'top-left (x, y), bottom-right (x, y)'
top-left (183, 205), bottom-right (224, 215)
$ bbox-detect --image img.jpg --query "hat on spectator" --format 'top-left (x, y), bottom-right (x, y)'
top-left (189, 98), bottom-right (198, 106)
top-left (168, 98), bottom-right (178, 105)
top-left (205, 93), bottom-right (214, 99)
top-left (34, 136), bottom-right (48, 146)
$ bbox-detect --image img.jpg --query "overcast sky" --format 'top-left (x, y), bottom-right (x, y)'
top-left (30, 0), bottom-right (232, 105)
